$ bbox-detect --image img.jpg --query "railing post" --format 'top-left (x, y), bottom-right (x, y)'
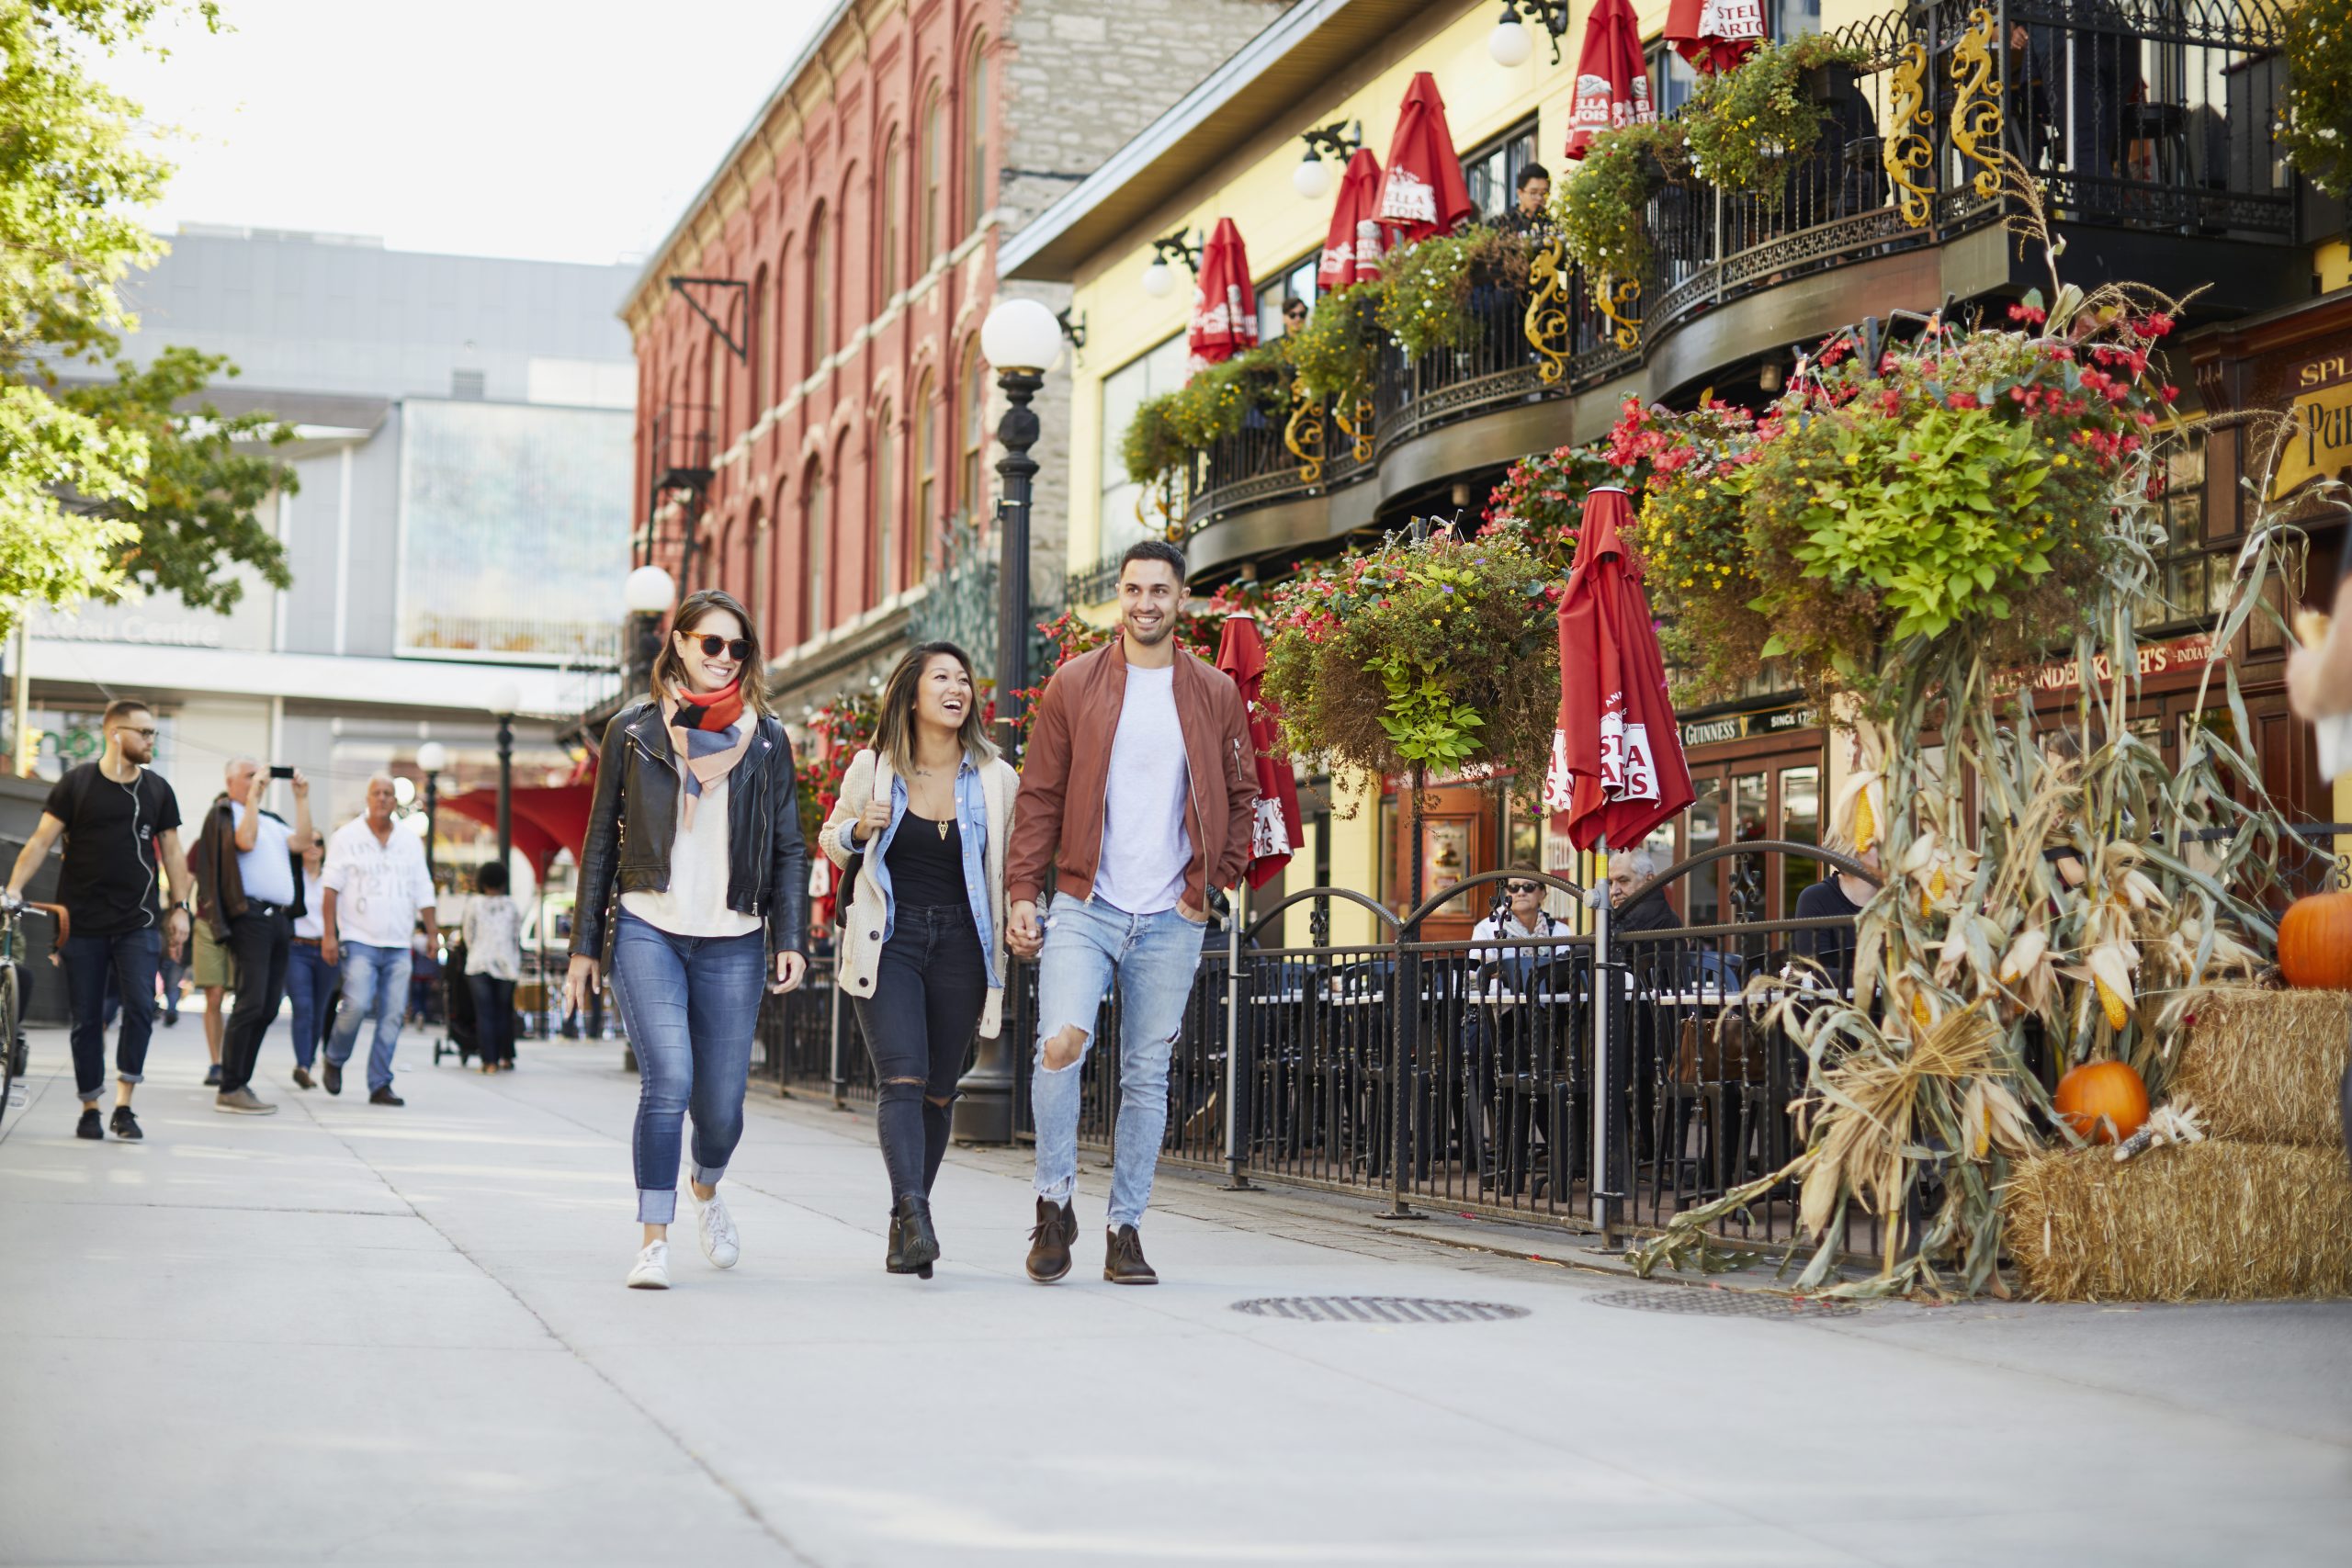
top-left (1382, 765), bottom-right (1426, 1220)
top-left (1589, 837), bottom-right (1619, 1242)
top-left (828, 968), bottom-right (846, 1110)
top-left (1223, 882), bottom-right (1253, 1190)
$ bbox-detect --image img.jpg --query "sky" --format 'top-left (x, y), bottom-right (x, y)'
top-left (105, 0), bottom-right (837, 267)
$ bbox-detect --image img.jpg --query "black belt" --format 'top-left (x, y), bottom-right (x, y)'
top-left (239, 900), bottom-right (289, 919)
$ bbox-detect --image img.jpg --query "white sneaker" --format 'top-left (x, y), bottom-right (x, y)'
top-left (625, 1240), bottom-right (670, 1290)
top-left (694, 1190), bottom-right (741, 1269)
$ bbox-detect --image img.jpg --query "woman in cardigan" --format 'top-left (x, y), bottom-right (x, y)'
top-left (820, 640), bottom-right (1017, 1278)
top-left (568, 589), bottom-right (809, 1291)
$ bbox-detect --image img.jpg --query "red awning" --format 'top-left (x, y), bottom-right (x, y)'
top-left (1187, 217), bottom-right (1259, 374)
top-left (1552, 487), bottom-right (1694, 851)
top-left (439, 784), bottom-right (596, 877)
top-left (1665, 0), bottom-right (1766, 75)
top-left (1374, 72), bottom-right (1473, 244)
top-left (1317, 147), bottom-right (1386, 293)
top-left (1214, 611), bottom-right (1303, 891)
top-left (1566, 0), bottom-right (1656, 162)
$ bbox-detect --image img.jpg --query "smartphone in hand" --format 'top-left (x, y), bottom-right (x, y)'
top-left (268, 765), bottom-right (296, 780)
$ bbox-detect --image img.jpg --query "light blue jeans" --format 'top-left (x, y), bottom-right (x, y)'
top-left (1030, 895), bottom-right (1209, 1230)
top-left (326, 942), bottom-right (413, 1093)
top-left (609, 911), bottom-right (766, 1225)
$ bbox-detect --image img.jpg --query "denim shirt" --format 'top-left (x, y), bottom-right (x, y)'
top-left (859, 756), bottom-right (1001, 990)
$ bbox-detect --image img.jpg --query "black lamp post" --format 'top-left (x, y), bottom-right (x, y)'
top-left (416, 740), bottom-right (447, 886)
top-left (956, 297), bottom-right (1069, 1144)
top-left (488, 681), bottom-right (520, 879)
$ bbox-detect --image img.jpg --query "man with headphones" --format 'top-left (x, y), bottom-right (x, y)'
top-left (4, 698), bottom-right (194, 1141)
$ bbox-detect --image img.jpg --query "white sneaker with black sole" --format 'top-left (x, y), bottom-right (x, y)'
top-left (625, 1240), bottom-right (670, 1290)
top-left (694, 1190), bottom-right (740, 1269)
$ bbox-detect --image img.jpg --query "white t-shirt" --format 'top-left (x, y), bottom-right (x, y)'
top-left (321, 815), bottom-right (436, 949)
top-left (292, 868), bottom-right (324, 939)
top-left (463, 895), bottom-right (524, 979)
top-left (1091, 663), bottom-right (1192, 915)
top-left (621, 774), bottom-right (762, 939)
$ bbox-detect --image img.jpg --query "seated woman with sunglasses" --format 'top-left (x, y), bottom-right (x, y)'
top-left (568, 591), bottom-right (809, 1291)
top-left (819, 641), bottom-right (1017, 1278)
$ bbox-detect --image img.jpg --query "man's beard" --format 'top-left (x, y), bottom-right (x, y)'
top-left (1125, 611), bottom-right (1175, 647)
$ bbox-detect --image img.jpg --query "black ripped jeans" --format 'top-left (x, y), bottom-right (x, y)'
top-left (851, 903), bottom-right (987, 1201)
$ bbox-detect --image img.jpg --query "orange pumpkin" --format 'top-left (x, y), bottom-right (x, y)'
top-left (2054, 1060), bottom-right (2150, 1144)
top-left (2278, 891), bottom-right (2352, 990)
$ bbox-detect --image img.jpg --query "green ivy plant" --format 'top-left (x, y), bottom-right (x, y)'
top-left (1552, 119), bottom-right (1688, 299)
top-left (1376, 228), bottom-right (1532, 360)
top-left (1280, 281), bottom-right (1385, 406)
top-left (1683, 33), bottom-right (1868, 199)
top-left (1117, 344), bottom-right (1293, 490)
top-left (2276, 0), bottom-right (2351, 200)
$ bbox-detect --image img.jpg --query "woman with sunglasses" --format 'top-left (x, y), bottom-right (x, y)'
top-left (569, 590), bottom-right (809, 1291)
top-left (819, 640), bottom-right (1017, 1277)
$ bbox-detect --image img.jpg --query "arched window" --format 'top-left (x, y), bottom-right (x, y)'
top-left (804, 458), bottom-right (831, 637)
top-left (912, 369), bottom-right (938, 577)
top-left (962, 39), bottom-right (990, 233)
top-left (871, 404), bottom-right (898, 604)
top-left (808, 203), bottom-right (833, 367)
top-left (958, 337), bottom-right (989, 518)
top-left (747, 499), bottom-right (770, 639)
top-left (775, 237), bottom-right (794, 389)
top-left (878, 136), bottom-right (903, 299)
top-left (749, 265), bottom-right (769, 413)
top-left (704, 342), bottom-right (726, 444)
top-left (837, 164), bottom-right (862, 331)
top-left (920, 87), bottom-right (944, 265)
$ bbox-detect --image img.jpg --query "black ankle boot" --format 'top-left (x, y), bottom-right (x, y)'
top-left (886, 1212), bottom-right (910, 1275)
top-left (895, 1192), bottom-right (939, 1277)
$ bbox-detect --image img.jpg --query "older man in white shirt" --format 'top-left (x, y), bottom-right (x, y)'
top-left (320, 775), bottom-right (438, 1105)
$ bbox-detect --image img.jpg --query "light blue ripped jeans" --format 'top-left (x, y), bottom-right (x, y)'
top-left (1029, 894), bottom-right (1209, 1230)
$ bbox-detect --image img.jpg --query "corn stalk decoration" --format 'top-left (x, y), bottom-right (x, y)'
top-left (1628, 162), bottom-right (2299, 1297)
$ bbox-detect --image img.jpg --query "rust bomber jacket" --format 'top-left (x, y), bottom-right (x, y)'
top-left (1004, 638), bottom-right (1259, 914)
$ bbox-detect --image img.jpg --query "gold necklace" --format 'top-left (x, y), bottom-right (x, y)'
top-left (936, 817), bottom-right (949, 841)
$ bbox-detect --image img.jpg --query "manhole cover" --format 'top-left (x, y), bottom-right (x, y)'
top-left (1231, 1296), bottom-right (1530, 1324)
top-left (1585, 1288), bottom-right (1860, 1318)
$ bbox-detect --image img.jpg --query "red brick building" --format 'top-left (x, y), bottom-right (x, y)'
top-left (622, 0), bottom-right (1282, 713)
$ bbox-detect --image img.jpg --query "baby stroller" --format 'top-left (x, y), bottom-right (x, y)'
top-left (432, 939), bottom-right (481, 1065)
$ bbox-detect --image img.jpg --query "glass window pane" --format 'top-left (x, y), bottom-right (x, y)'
top-left (1780, 764), bottom-right (1822, 917)
top-left (1686, 777), bottom-right (1723, 927)
top-left (1731, 773), bottom-right (1768, 919)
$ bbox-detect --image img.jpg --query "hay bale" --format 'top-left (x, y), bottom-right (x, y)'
top-left (2169, 986), bottom-right (2349, 1148)
top-left (2005, 1141), bottom-right (2352, 1302)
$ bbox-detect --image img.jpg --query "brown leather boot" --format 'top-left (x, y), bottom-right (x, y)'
top-left (1104, 1224), bottom-right (1158, 1285)
top-left (1024, 1196), bottom-right (1078, 1283)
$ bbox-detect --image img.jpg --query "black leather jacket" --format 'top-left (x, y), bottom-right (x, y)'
top-left (571, 701), bottom-right (809, 962)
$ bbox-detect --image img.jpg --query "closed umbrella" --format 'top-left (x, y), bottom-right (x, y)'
top-left (1214, 610), bottom-right (1302, 890)
top-left (1317, 147), bottom-right (1386, 293)
top-left (1187, 217), bottom-right (1258, 374)
top-left (1665, 0), bottom-right (1766, 75)
top-left (1374, 71), bottom-right (1474, 244)
top-left (1553, 485), bottom-right (1692, 1231)
top-left (1565, 0), bottom-right (1656, 162)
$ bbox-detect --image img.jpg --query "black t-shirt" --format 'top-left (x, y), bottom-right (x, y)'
top-left (1792, 874), bottom-right (1864, 982)
top-left (44, 763), bottom-right (182, 936)
top-left (884, 815), bottom-right (967, 909)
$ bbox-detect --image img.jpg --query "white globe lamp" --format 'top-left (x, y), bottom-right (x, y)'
top-left (623, 563), bottom-right (675, 615)
top-left (415, 740), bottom-right (448, 774)
top-left (1488, 12), bottom-right (1533, 67)
top-left (487, 680), bottom-right (523, 718)
top-left (1139, 258), bottom-right (1176, 299)
top-left (1293, 153), bottom-right (1333, 200)
top-left (979, 297), bottom-right (1066, 374)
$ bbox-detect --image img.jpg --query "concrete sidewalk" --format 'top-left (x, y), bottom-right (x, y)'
top-left (3, 1015), bottom-right (2347, 1567)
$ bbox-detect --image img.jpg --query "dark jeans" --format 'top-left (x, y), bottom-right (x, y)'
top-left (610, 911), bottom-right (765, 1225)
top-left (221, 907), bottom-right (292, 1095)
top-left (156, 952), bottom-right (184, 1021)
top-left (285, 941), bottom-right (337, 1068)
top-left (851, 903), bottom-right (986, 1202)
top-left (468, 973), bottom-right (516, 1066)
top-left (62, 927), bottom-right (161, 1101)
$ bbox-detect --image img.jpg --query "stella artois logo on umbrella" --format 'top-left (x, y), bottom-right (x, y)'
top-left (1699, 0), bottom-right (1764, 48)
top-left (1378, 164), bottom-right (1437, 228)
top-left (1572, 72), bottom-right (1652, 137)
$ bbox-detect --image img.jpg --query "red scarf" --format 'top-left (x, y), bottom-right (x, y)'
top-left (673, 680), bottom-right (744, 732)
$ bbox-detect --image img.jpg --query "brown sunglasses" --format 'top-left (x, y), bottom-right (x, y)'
top-left (689, 634), bottom-right (752, 660)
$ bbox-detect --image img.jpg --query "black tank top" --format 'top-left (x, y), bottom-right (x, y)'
top-left (885, 815), bottom-right (966, 908)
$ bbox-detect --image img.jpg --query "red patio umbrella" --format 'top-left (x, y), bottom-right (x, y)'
top-left (441, 788), bottom-right (564, 879)
top-left (1187, 217), bottom-right (1258, 375)
top-left (1214, 611), bottom-right (1302, 890)
top-left (1554, 487), bottom-right (1693, 852)
top-left (1317, 147), bottom-right (1386, 293)
top-left (1665, 0), bottom-right (1766, 75)
top-left (1565, 0), bottom-right (1656, 162)
top-left (1374, 72), bottom-right (1474, 244)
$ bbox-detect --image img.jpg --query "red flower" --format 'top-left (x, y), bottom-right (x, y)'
top-left (2160, 384), bottom-right (2178, 404)
top-left (1946, 391), bottom-right (1979, 410)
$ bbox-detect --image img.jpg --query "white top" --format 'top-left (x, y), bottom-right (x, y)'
top-left (1091, 663), bottom-right (1192, 915)
top-left (231, 802), bottom-right (296, 906)
top-left (322, 815), bottom-right (436, 949)
top-left (292, 868), bottom-right (324, 939)
top-left (621, 774), bottom-right (762, 939)
top-left (1470, 909), bottom-right (1564, 964)
top-left (462, 895), bottom-right (523, 980)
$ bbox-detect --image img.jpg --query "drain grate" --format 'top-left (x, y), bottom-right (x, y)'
top-left (1231, 1295), bottom-right (1531, 1324)
top-left (1586, 1288), bottom-right (1860, 1318)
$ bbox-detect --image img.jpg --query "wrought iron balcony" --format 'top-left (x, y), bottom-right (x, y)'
top-left (650, 401), bottom-right (715, 494)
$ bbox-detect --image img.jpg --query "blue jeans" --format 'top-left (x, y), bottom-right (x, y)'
top-left (285, 942), bottom-right (338, 1068)
top-left (62, 927), bottom-right (161, 1101)
top-left (326, 942), bottom-right (413, 1092)
top-left (1030, 896), bottom-right (1209, 1229)
top-left (609, 911), bottom-right (765, 1225)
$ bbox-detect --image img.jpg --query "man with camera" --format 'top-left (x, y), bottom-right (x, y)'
top-left (193, 757), bottom-right (312, 1114)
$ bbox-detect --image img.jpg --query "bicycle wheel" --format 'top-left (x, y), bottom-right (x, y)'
top-left (0, 962), bottom-right (18, 1127)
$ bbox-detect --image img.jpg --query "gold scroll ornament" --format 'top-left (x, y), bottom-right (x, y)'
top-left (1593, 273), bottom-right (1642, 352)
top-left (1950, 7), bottom-right (2004, 200)
top-left (1282, 376), bottom-right (1325, 484)
top-left (1332, 396), bottom-right (1374, 462)
top-left (1524, 240), bottom-right (1576, 384)
top-left (1883, 39), bottom-right (1935, 227)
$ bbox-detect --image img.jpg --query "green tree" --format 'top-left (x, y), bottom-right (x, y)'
top-left (0, 0), bottom-right (254, 627)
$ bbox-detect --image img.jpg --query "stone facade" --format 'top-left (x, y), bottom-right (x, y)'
top-left (624, 0), bottom-right (1280, 717)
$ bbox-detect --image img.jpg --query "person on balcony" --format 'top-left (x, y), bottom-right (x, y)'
top-left (1494, 163), bottom-right (1552, 238)
top-left (820, 640), bottom-right (1019, 1280)
top-left (568, 589), bottom-right (810, 1292)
